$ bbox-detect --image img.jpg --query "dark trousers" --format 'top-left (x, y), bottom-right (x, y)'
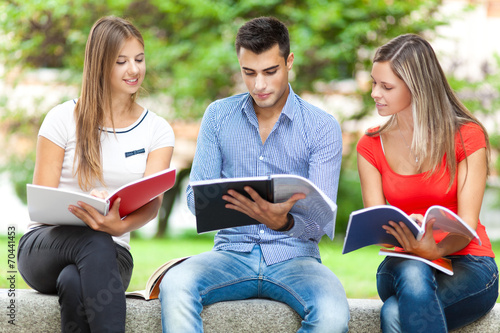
top-left (18, 225), bottom-right (133, 333)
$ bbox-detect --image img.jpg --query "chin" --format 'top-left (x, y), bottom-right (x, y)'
top-left (255, 99), bottom-right (277, 109)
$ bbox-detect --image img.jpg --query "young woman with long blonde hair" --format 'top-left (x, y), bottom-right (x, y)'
top-left (357, 34), bottom-right (498, 332)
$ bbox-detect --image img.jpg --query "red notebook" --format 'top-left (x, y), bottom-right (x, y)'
top-left (27, 168), bottom-right (176, 225)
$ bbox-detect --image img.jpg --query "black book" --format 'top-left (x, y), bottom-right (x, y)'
top-left (191, 174), bottom-right (336, 233)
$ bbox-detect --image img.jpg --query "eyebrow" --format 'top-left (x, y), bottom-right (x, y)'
top-left (117, 53), bottom-right (145, 58)
top-left (370, 75), bottom-right (393, 85)
top-left (242, 64), bottom-right (280, 72)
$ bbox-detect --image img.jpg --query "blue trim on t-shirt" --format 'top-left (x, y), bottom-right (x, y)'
top-left (73, 99), bottom-right (149, 134)
top-left (106, 110), bottom-right (149, 134)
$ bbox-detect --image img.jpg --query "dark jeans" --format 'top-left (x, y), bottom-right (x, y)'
top-left (18, 225), bottom-right (133, 333)
top-left (377, 255), bottom-right (498, 333)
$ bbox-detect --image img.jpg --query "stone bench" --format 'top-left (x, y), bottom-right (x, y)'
top-left (1, 289), bottom-right (499, 332)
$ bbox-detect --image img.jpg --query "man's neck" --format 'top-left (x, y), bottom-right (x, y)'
top-left (255, 99), bottom-right (288, 144)
top-left (253, 84), bottom-right (290, 120)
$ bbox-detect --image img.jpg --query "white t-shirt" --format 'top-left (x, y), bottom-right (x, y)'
top-left (28, 99), bottom-right (175, 250)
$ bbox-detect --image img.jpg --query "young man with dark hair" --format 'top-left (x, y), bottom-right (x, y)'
top-left (159, 17), bottom-right (349, 332)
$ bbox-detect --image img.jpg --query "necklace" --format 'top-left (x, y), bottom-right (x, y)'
top-left (397, 122), bottom-right (418, 163)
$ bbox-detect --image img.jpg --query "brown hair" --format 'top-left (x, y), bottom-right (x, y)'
top-left (235, 17), bottom-right (290, 63)
top-left (74, 16), bottom-right (144, 190)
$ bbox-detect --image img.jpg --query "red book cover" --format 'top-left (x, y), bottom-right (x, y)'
top-left (108, 168), bottom-right (177, 217)
top-left (27, 167), bottom-right (176, 225)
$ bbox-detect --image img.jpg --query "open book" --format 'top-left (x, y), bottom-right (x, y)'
top-left (191, 174), bottom-right (337, 234)
top-left (342, 205), bottom-right (481, 254)
top-left (27, 167), bottom-right (176, 226)
top-left (126, 256), bottom-right (189, 300)
top-left (379, 249), bottom-right (453, 275)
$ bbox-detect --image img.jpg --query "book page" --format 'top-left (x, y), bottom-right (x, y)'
top-left (272, 175), bottom-right (337, 239)
top-left (27, 184), bottom-right (107, 225)
top-left (126, 256), bottom-right (189, 300)
top-left (379, 248), bottom-right (453, 276)
top-left (271, 174), bottom-right (335, 208)
top-left (424, 206), bottom-right (481, 245)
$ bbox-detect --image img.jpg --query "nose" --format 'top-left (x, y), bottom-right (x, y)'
top-left (127, 61), bottom-right (140, 75)
top-left (371, 85), bottom-right (380, 100)
top-left (254, 73), bottom-right (267, 91)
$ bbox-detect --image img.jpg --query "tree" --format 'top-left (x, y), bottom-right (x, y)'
top-left (1, 0), bottom-right (453, 235)
top-left (1, 0), bottom-right (447, 118)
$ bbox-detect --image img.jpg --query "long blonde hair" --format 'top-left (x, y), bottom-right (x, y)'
top-left (368, 34), bottom-right (490, 189)
top-left (74, 16), bottom-right (144, 191)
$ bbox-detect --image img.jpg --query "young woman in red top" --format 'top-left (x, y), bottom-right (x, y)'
top-left (357, 34), bottom-right (498, 332)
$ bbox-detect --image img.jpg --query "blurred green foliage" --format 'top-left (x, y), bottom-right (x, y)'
top-left (4, 0), bottom-right (499, 233)
top-left (0, 107), bottom-right (44, 205)
top-left (447, 54), bottom-right (500, 206)
top-left (1, 0), bottom-right (446, 119)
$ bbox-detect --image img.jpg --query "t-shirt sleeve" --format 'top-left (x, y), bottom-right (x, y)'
top-left (356, 133), bottom-right (379, 169)
top-left (456, 122), bottom-right (487, 162)
top-left (149, 113), bottom-right (175, 152)
top-left (38, 102), bottom-right (74, 149)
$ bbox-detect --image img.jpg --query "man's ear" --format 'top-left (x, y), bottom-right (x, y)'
top-left (286, 52), bottom-right (294, 71)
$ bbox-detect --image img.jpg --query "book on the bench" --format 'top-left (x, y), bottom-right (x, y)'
top-left (191, 174), bottom-right (337, 234)
top-left (27, 167), bottom-right (176, 226)
top-left (126, 256), bottom-right (190, 300)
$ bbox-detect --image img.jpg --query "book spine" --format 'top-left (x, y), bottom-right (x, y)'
top-left (105, 200), bottom-right (110, 216)
top-left (268, 176), bottom-right (274, 203)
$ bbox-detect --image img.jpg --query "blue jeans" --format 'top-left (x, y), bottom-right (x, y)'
top-left (159, 245), bottom-right (349, 332)
top-left (377, 255), bottom-right (498, 333)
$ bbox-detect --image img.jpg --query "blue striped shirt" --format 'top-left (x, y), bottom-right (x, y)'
top-left (186, 85), bottom-right (342, 265)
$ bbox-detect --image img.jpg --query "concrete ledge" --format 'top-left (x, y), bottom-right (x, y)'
top-left (1, 289), bottom-right (499, 332)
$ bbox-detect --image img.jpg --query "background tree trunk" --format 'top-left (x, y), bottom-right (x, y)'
top-left (155, 165), bottom-right (192, 238)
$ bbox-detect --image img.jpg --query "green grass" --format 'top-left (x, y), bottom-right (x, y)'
top-left (127, 233), bottom-right (384, 298)
top-left (1, 232), bottom-right (499, 301)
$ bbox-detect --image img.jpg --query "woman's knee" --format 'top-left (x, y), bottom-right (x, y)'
top-left (383, 259), bottom-right (436, 295)
top-left (380, 296), bottom-right (401, 333)
top-left (56, 265), bottom-right (83, 303)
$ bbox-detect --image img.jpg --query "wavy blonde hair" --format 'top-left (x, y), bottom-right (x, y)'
top-left (74, 16), bottom-right (144, 191)
top-left (368, 34), bottom-right (489, 189)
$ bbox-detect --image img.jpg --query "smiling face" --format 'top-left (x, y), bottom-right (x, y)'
top-left (371, 61), bottom-right (412, 117)
top-left (238, 44), bottom-right (294, 114)
top-left (110, 37), bottom-right (145, 100)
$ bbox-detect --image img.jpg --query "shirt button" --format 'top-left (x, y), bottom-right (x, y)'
top-left (259, 156), bottom-right (264, 160)
top-left (260, 230), bottom-right (264, 234)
